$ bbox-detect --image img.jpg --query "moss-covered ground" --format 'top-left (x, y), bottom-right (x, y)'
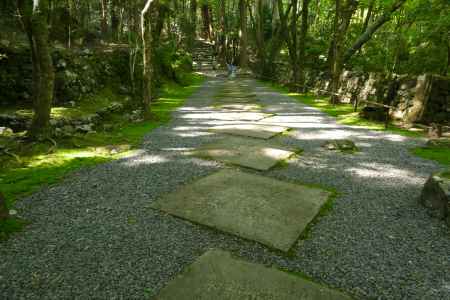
top-left (0, 73), bottom-right (205, 239)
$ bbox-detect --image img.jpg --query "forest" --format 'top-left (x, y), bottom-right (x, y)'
top-left (0, 1), bottom-right (449, 299)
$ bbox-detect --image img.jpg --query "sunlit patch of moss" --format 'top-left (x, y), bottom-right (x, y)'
top-left (262, 81), bottom-right (424, 138)
top-left (0, 73), bottom-right (205, 212)
top-left (412, 147), bottom-right (450, 166)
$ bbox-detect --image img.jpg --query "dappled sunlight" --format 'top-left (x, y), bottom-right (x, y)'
top-left (181, 111), bottom-right (271, 121)
top-left (160, 147), bottom-right (196, 152)
top-left (121, 154), bottom-right (170, 167)
top-left (171, 131), bottom-right (213, 138)
top-left (347, 164), bottom-right (424, 185)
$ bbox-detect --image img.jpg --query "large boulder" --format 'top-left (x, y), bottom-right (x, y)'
top-left (322, 140), bottom-right (358, 152)
top-left (360, 106), bottom-right (389, 122)
top-left (420, 171), bottom-right (450, 226)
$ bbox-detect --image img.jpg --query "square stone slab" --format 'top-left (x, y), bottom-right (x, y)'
top-left (156, 250), bottom-right (351, 300)
top-left (151, 170), bottom-right (330, 251)
top-left (210, 124), bottom-right (289, 139)
top-left (217, 103), bottom-right (261, 111)
top-left (217, 92), bottom-right (257, 98)
top-left (190, 136), bottom-right (296, 170)
top-left (215, 97), bottom-right (258, 104)
top-left (182, 111), bottom-right (270, 122)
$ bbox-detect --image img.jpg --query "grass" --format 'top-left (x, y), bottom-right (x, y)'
top-left (262, 81), bottom-right (425, 138)
top-left (0, 73), bottom-right (205, 240)
top-left (411, 147), bottom-right (450, 166)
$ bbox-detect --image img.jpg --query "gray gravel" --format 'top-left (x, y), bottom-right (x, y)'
top-left (1, 76), bottom-right (449, 299)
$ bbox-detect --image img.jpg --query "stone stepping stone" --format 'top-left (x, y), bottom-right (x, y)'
top-left (210, 124), bottom-right (289, 139)
top-left (217, 92), bottom-right (257, 98)
top-left (182, 111), bottom-right (271, 122)
top-left (156, 250), bottom-right (351, 299)
top-left (217, 103), bottom-right (261, 111)
top-left (190, 136), bottom-right (297, 170)
top-left (215, 97), bottom-right (258, 104)
top-left (151, 169), bottom-right (330, 251)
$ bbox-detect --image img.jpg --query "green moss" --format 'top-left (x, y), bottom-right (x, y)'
top-left (0, 217), bottom-right (28, 241)
top-left (412, 147), bottom-right (450, 166)
top-left (0, 73), bottom-right (205, 239)
top-left (262, 81), bottom-right (424, 138)
top-left (440, 171), bottom-right (450, 179)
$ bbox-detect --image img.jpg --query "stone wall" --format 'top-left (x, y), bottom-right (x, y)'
top-left (309, 71), bottom-right (450, 125)
top-left (0, 43), bottom-right (131, 107)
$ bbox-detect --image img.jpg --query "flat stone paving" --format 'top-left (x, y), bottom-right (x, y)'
top-left (210, 124), bottom-right (289, 139)
top-left (151, 169), bottom-right (330, 251)
top-left (156, 250), bottom-right (351, 300)
top-left (217, 103), bottom-right (261, 111)
top-left (190, 136), bottom-right (297, 170)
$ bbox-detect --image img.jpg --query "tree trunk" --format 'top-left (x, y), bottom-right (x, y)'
top-left (218, 0), bottom-right (227, 65)
top-left (101, 0), bottom-right (108, 38)
top-left (190, 0), bottom-right (197, 38)
top-left (201, 4), bottom-right (212, 40)
top-left (239, 0), bottom-right (248, 68)
top-left (255, 0), bottom-right (266, 73)
top-left (18, 0), bottom-right (55, 139)
top-left (290, 0), bottom-right (299, 88)
top-left (142, 0), bottom-right (156, 119)
top-left (111, 0), bottom-right (119, 41)
top-left (329, 0), bottom-right (358, 104)
top-left (297, 0), bottom-right (310, 92)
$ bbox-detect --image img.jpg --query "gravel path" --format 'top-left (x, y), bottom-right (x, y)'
top-left (1, 75), bottom-right (449, 299)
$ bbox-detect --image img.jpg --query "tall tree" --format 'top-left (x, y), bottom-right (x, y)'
top-left (329, 0), bottom-right (358, 104)
top-left (17, 0), bottom-right (55, 139)
top-left (297, 0), bottom-right (310, 91)
top-left (141, 0), bottom-right (156, 119)
top-left (239, 0), bottom-right (248, 68)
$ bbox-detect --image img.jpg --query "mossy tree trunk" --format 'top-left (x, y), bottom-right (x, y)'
top-left (329, 0), bottom-right (358, 104)
top-left (218, 0), bottom-right (227, 65)
top-left (297, 0), bottom-right (310, 92)
top-left (18, 0), bottom-right (55, 139)
top-left (141, 0), bottom-right (156, 120)
top-left (239, 0), bottom-right (248, 68)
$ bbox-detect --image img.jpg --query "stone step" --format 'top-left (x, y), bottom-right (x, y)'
top-left (151, 168), bottom-right (330, 251)
top-left (155, 250), bottom-right (352, 299)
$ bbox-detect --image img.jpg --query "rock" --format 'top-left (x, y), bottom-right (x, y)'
top-left (360, 106), bottom-right (389, 122)
top-left (81, 114), bottom-right (99, 124)
top-left (103, 124), bottom-right (114, 132)
top-left (61, 125), bottom-right (75, 134)
top-left (49, 119), bottom-right (59, 127)
top-left (420, 171), bottom-right (450, 223)
top-left (323, 140), bottom-right (358, 152)
top-left (339, 140), bottom-right (358, 151)
top-left (68, 101), bottom-right (76, 107)
top-left (0, 127), bottom-right (13, 136)
top-left (428, 123), bottom-right (442, 139)
top-left (426, 138), bottom-right (450, 148)
top-left (76, 124), bottom-right (94, 133)
top-left (323, 141), bottom-right (339, 151)
top-left (108, 102), bottom-right (124, 113)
